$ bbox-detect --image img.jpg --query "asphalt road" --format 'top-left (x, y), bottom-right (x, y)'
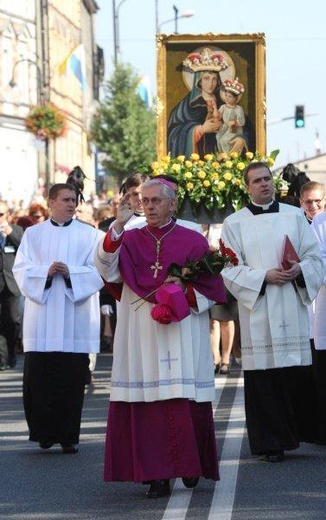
top-left (1, 353), bottom-right (326, 520)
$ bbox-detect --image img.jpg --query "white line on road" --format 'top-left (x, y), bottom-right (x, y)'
top-left (161, 375), bottom-right (231, 520)
top-left (208, 376), bottom-right (245, 520)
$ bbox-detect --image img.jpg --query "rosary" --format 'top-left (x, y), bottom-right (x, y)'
top-left (146, 224), bottom-right (177, 278)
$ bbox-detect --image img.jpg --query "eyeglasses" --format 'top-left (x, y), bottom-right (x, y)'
top-left (142, 197), bottom-right (170, 206)
top-left (301, 199), bottom-right (324, 206)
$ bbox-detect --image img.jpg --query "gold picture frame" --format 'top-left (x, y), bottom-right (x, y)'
top-left (156, 33), bottom-right (266, 158)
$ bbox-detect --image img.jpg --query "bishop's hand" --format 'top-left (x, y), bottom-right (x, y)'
top-left (113, 194), bottom-right (134, 234)
top-left (164, 275), bottom-right (186, 292)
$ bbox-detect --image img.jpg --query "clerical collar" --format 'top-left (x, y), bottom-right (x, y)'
top-left (50, 218), bottom-right (73, 227)
top-left (251, 199), bottom-right (275, 210)
top-left (305, 214), bottom-right (313, 225)
top-left (158, 219), bottom-right (173, 230)
top-left (146, 219), bottom-right (175, 238)
top-left (247, 200), bottom-right (279, 215)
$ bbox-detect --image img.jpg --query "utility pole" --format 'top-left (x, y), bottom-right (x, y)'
top-left (173, 5), bottom-right (179, 33)
top-left (36, 0), bottom-right (50, 192)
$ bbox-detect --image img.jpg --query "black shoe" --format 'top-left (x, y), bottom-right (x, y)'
top-left (264, 450), bottom-right (284, 463)
top-left (100, 338), bottom-right (112, 351)
top-left (219, 363), bottom-right (230, 375)
top-left (182, 477), bottom-right (200, 488)
top-left (7, 358), bottom-right (17, 369)
top-left (146, 479), bottom-right (170, 498)
top-left (214, 363), bottom-right (220, 375)
top-left (85, 369), bottom-right (92, 385)
top-left (61, 444), bottom-right (78, 454)
top-left (39, 442), bottom-right (53, 450)
top-left (0, 364), bottom-right (7, 371)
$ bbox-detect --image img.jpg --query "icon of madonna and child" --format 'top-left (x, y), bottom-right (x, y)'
top-left (167, 46), bottom-right (256, 159)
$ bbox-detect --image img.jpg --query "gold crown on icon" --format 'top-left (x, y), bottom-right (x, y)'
top-left (223, 77), bottom-right (245, 95)
top-left (183, 48), bottom-right (229, 72)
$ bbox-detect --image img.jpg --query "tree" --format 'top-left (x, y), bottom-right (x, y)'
top-left (90, 62), bottom-right (157, 186)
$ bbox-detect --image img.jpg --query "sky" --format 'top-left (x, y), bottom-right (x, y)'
top-left (94, 0), bottom-right (326, 170)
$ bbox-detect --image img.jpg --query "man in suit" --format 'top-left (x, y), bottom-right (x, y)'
top-left (0, 200), bottom-right (23, 369)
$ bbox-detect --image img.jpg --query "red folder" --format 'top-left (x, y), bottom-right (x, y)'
top-left (281, 235), bottom-right (300, 291)
top-left (281, 235), bottom-right (300, 270)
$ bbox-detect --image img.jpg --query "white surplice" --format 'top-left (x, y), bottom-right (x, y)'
top-left (95, 240), bottom-right (215, 403)
top-left (311, 212), bottom-right (326, 350)
top-left (221, 204), bottom-right (323, 370)
top-left (13, 219), bottom-right (104, 353)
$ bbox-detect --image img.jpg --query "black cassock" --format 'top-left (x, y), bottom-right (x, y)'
top-left (23, 352), bottom-right (89, 445)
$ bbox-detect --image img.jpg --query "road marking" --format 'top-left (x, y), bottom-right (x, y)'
top-left (208, 376), bottom-right (245, 520)
top-left (161, 375), bottom-right (231, 520)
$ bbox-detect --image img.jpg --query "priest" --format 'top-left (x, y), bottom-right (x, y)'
top-left (221, 161), bottom-right (323, 462)
top-left (95, 178), bottom-right (225, 498)
top-left (13, 183), bottom-right (103, 454)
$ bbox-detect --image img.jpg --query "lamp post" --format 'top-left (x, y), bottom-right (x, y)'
top-left (113, 0), bottom-right (128, 65)
top-left (9, 58), bottom-right (44, 103)
top-left (157, 6), bottom-right (195, 33)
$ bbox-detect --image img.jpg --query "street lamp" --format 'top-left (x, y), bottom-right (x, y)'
top-left (9, 58), bottom-right (44, 103)
top-left (113, 0), bottom-right (128, 65)
top-left (157, 6), bottom-right (195, 34)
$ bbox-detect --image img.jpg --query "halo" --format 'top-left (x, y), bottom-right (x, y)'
top-left (182, 45), bottom-right (236, 91)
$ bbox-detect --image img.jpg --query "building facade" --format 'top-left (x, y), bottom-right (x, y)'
top-left (0, 0), bottom-right (103, 206)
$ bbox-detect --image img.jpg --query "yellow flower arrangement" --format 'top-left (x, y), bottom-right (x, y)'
top-left (149, 150), bottom-right (286, 215)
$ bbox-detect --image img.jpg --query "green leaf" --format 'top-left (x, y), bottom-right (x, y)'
top-left (269, 149), bottom-right (280, 161)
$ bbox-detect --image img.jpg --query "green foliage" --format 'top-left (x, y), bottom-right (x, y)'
top-left (90, 62), bottom-right (157, 185)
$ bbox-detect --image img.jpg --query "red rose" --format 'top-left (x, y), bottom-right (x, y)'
top-left (151, 303), bottom-right (172, 324)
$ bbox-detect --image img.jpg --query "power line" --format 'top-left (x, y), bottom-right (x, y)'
top-left (267, 113), bottom-right (317, 125)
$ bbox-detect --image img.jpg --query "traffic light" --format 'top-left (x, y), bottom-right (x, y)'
top-left (295, 105), bottom-right (305, 128)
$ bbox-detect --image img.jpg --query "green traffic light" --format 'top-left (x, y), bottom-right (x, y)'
top-left (295, 105), bottom-right (305, 128)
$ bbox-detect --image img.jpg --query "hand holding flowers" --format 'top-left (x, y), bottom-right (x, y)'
top-left (132, 239), bottom-right (238, 324)
top-left (167, 239), bottom-right (238, 281)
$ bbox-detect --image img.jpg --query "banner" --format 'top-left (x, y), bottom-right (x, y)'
top-left (59, 44), bottom-right (87, 91)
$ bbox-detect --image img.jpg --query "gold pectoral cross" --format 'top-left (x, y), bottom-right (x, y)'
top-left (150, 261), bottom-right (163, 278)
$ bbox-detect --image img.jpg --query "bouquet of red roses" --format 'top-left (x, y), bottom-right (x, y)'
top-left (167, 239), bottom-right (238, 281)
top-left (132, 239), bottom-right (238, 324)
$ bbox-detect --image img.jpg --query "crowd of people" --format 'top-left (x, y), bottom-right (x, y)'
top-left (0, 194), bottom-right (117, 373)
top-left (1, 162), bottom-right (326, 499)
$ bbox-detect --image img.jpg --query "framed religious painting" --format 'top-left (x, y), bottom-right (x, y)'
top-left (156, 33), bottom-right (266, 159)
